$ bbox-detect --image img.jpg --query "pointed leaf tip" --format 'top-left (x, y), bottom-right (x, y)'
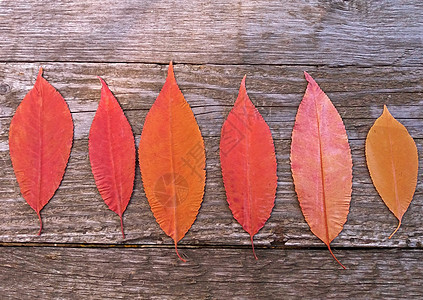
top-left (167, 61), bottom-right (175, 79)
top-left (37, 67), bottom-right (43, 78)
top-left (97, 76), bottom-right (106, 87)
top-left (234, 76), bottom-right (249, 106)
top-left (238, 76), bottom-right (248, 96)
top-left (303, 71), bottom-right (315, 85)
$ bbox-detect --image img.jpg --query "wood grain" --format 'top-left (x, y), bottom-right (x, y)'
top-left (1, 1), bottom-right (423, 296)
top-left (0, 63), bottom-right (421, 248)
top-left (0, 1), bottom-right (422, 66)
top-left (0, 247), bottom-right (421, 299)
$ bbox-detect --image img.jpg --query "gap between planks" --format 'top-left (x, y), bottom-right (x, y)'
top-left (0, 60), bottom-right (418, 69)
top-left (0, 242), bottom-right (419, 250)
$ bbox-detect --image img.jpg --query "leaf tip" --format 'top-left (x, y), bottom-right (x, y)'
top-left (167, 61), bottom-right (175, 80)
top-left (235, 75), bottom-right (249, 106)
top-left (97, 76), bottom-right (106, 87)
top-left (37, 67), bottom-right (43, 78)
top-left (97, 77), bottom-right (112, 100)
top-left (239, 75), bottom-right (247, 92)
top-left (381, 105), bottom-right (396, 121)
top-left (303, 71), bottom-right (316, 85)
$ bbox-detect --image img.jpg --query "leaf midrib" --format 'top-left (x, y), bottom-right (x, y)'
top-left (313, 95), bottom-right (331, 245)
top-left (167, 85), bottom-right (178, 241)
top-left (241, 99), bottom-right (254, 236)
top-left (386, 120), bottom-right (401, 218)
top-left (36, 89), bottom-right (43, 213)
top-left (105, 100), bottom-right (123, 217)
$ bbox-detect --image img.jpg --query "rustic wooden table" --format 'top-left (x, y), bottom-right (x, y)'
top-left (0, 1), bottom-right (422, 299)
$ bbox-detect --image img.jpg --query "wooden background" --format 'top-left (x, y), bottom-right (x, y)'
top-left (0, 0), bottom-right (422, 299)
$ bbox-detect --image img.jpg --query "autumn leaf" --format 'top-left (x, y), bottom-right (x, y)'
top-left (9, 67), bottom-right (73, 235)
top-left (138, 62), bottom-right (206, 262)
top-left (89, 77), bottom-right (135, 238)
top-left (220, 76), bottom-right (277, 259)
top-left (365, 105), bottom-right (418, 238)
top-left (290, 72), bottom-right (352, 269)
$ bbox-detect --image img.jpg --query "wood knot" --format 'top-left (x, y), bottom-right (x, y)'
top-left (0, 83), bottom-right (10, 95)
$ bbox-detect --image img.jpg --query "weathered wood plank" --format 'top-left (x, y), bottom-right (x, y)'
top-left (2, 109), bottom-right (423, 141)
top-left (1, 63), bottom-right (422, 139)
top-left (1, 1), bottom-right (421, 298)
top-left (1, 63), bottom-right (423, 115)
top-left (0, 136), bottom-right (422, 247)
top-left (0, 63), bottom-right (422, 246)
top-left (0, 247), bottom-right (421, 299)
top-left (0, 1), bottom-right (422, 66)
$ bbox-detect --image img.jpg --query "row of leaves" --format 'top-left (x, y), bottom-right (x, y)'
top-left (8, 63), bottom-right (418, 268)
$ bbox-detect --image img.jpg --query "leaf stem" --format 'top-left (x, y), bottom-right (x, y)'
top-left (250, 235), bottom-right (258, 260)
top-left (120, 215), bottom-right (125, 239)
top-left (327, 244), bottom-right (346, 269)
top-left (37, 211), bottom-right (42, 236)
top-left (388, 219), bottom-right (402, 239)
top-left (174, 242), bottom-right (187, 262)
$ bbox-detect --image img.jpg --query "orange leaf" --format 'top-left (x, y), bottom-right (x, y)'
top-left (138, 62), bottom-right (206, 262)
top-left (9, 68), bottom-right (73, 235)
top-left (220, 76), bottom-right (277, 259)
top-left (290, 72), bottom-right (352, 269)
top-left (365, 105), bottom-right (418, 238)
top-left (89, 77), bottom-right (135, 238)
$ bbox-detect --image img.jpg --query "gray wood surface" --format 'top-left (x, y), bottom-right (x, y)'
top-left (0, 247), bottom-right (422, 299)
top-left (0, 1), bottom-right (422, 66)
top-left (0, 63), bottom-right (422, 248)
top-left (0, 0), bottom-right (422, 299)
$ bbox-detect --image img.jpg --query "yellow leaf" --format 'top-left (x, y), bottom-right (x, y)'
top-left (366, 105), bottom-right (418, 238)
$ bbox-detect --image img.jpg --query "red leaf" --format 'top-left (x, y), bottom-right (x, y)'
top-left (139, 62), bottom-right (206, 262)
top-left (9, 68), bottom-right (73, 235)
top-left (89, 77), bottom-right (135, 238)
top-left (220, 76), bottom-right (277, 259)
top-left (290, 72), bottom-right (352, 269)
